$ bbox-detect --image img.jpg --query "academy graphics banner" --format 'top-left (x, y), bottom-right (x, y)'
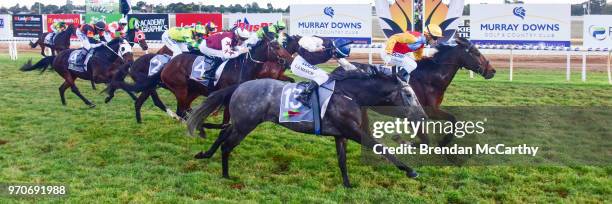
top-left (127, 14), bottom-right (168, 40)
top-left (290, 4), bottom-right (372, 44)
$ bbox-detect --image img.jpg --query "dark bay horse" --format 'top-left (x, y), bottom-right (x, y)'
top-left (186, 65), bottom-right (422, 187)
top-left (20, 38), bottom-right (134, 108)
top-left (29, 24), bottom-right (76, 57)
top-left (410, 37), bottom-right (495, 146)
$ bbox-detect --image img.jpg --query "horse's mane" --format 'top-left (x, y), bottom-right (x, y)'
top-left (330, 63), bottom-right (387, 81)
top-left (107, 38), bottom-right (124, 46)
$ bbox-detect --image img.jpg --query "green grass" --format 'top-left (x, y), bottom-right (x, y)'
top-left (1, 53), bottom-right (610, 203)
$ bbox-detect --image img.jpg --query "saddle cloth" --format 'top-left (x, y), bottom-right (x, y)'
top-left (279, 80), bottom-right (335, 123)
top-left (44, 33), bottom-right (54, 45)
top-left (68, 49), bottom-right (90, 72)
top-left (148, 54), bottom-right (171, 76)
top-left (190, 55), bottom-right (227, 88)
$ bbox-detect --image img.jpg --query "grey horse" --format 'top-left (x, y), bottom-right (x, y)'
top-left (187, 63), bottom-right (428, 187)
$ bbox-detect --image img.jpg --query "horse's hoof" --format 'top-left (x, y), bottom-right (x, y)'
top-left (194, 151), bottom-right (213, 159)
top-left (88, 104), bottom-right (96, 108)
top-left (198, 131), bottom-right (207, 139)
top-left (407, 170), bottom-right (419, 178)
top-left (104, 97), bottom-right (112, 103)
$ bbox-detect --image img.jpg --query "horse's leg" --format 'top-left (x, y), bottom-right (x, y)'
top-left (334, 136), bottom-right (351, 187)
top-left (194, 125), bottom-right (231, 159)
top-left (173, 88), bottom-right (189, 119)
top-left (429, 108), bottom-right (457, 147)
top-left (134, 90), bottom-right (152, 123)
top-left (220, 125), bottom-right (252, 178)
top-left (342, 123), bottom-right (418, 178)
top-left (90, 80), bottom-right (97, 90)
top-left (41, 45), bottom-right (46, 57)
top-left (150, 90), bottom-right (168, 112)
top-left (58, 81), bottom-right (70, 105)
top-left (67, 76), bottom-right (95, 108)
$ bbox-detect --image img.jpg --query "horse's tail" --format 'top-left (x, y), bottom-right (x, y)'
top-left (186, 84), bottom-right (239, 136)
top-left (20, 56), bottom-right (55, 73)
top-left (29, 40), bottom-right (38, 48)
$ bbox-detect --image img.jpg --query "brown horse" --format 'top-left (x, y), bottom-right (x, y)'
top-left (410, 37), bottom-right (495, 146)
top-left (29, 24), bottom-right (76, 57)
top-left (21, 38), bottom-right (134, 108)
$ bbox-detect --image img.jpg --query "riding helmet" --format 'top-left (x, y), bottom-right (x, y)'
top-left (234, 28), bottom-right (250, 40)
top-left (333, 38), bottom-right (352, 58)
top-left (273, 20), bottom-right (286, 30)
top-left (205, 22), bottom-right (218, 32)
top-left (424, 24), bottom-right (443, 38)
top-left (95, 21), bottom-right (106, 30)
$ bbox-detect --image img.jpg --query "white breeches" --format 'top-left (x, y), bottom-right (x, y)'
top-left (162, 31), bottom-right (188, 58)
top-left (290, 55), bottom-right (329, 85)
top-left (381, 51), bottom-right (418, 74)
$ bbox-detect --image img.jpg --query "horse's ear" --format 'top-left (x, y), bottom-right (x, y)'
top-left (456, 37), bottom-right (468, 47)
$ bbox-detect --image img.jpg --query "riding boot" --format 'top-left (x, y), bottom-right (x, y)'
top-left (296, 81), bottom-right (318, 108)
top-left (398, 67), bottom-right (410, 82)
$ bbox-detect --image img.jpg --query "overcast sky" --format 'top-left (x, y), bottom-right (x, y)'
top-left (0, 0), bottom-right (592, 8)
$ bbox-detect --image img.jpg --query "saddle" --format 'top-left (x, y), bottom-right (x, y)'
top-left (148, 54), bottom-right (171, 76)
top-left (279, 80), bottom-right (336, 135)
top-left (190, 55), bottom-right (225, 88)
top-left (68, 49), bottom-right (91, 72)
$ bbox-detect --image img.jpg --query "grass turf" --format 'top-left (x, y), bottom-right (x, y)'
top-left (0, 53), bottom-right (610, 203)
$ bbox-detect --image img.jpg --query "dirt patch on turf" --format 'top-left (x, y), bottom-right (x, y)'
top-left (0, 140), bottom-right (7, 145)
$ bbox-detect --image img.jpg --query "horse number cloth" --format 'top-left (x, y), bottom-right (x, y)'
top-left (68, 49), bottom-right (89, 72)
top-left (279, 80), bottom-right (335, 123)
top-left (148, 54), bottom-right (171, 76)
top-left (190, 55), bottom-right (227, 87)
top-left (44, 33), bottom-right (54, 45)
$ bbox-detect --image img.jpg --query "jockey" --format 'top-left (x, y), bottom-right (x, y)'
top-left (75, 21), bottom-right (107, 67)
top-left (49, 21), bottom-right (67, 43)
top-left (204, 22), bottom-right (218, 38)
top-left (162, 24), bottom-right (207, 59)
top-left (106, 18), bottom-right (129, 40)
top-left (198, 28), bottom-right (251, 60)
top-left (244, 20), bottom-right (286, 46)
top-left (291, 36), bottom-right (356, 107)
top-left (382, 24), bottom-right (443, 81)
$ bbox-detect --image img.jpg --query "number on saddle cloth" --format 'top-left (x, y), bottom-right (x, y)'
top-left (189, 55), bottom-right (222, 87)
top-left (279, 81), bottom-right (336, 124)
top-left (148, 54), bottom-right (171, 76)
top-left (68, 49), bottom-right (89, 72)
top-left (44, 33), bottom-right (54, 45)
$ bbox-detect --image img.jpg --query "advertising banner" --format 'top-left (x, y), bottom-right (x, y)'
top-left (127, 14), bottom-right (168, 40)
top-left (290, 4), bottom-right (372, 44)
top-left (0, 15), bottom-right (11, 38)
top-left (457, 17), bottom-right (470, 39)
top-left (84, 13), bottom-right (122, 24)
top-left (375, 0), bottom-right (414, 38)
top-left (175, 13), bottom-right (222, 30)
top-left (226, 13), bottom-right (282, 32)
top-left (423, 0), bottom-right (465, 42)
top-left (46, 14), bottom-right (80, 39)
top-left (583, 15), bottom-right (612, 49)
top-left (12, 14), bottom-right (43, 38)
top-left (470, 4), bottom-right (571, 47)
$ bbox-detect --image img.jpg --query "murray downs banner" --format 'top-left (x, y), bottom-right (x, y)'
top-left (226, 13), bottom-right (282, 32)
top-left (470, 4), bottom-right (571, 47)
top-left (583, 15), bottom-right (612, 49)
top-left (127, 14), bottom-right (168, 40)
top-left (290, 4), bottom-right (372, 44)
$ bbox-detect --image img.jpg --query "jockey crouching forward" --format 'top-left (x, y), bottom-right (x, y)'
top-left (244, 20), bottom-right (286, 47)
top-left (49, 21), bottom-right (67, 44)
top-left (382, 24), bottom-right (443, 82)
top-left (198, 28), bottom-right (251, 61)
top-left (106, 18), bottom-right (129, 41)
top-left (162, 24), bottom-right (207, 59)
top-left (75, 21), bottom-right (108, 67)
top-left (291, 36), bottom-right (356, 107)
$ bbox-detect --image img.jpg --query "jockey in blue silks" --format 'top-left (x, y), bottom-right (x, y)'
top-left (290, 36), bottom-right (356, 107)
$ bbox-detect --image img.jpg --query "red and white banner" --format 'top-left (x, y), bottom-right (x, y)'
top-left (175, 13), bottom-right (222, 30)
top-left (226, 13), bottom-right (282, 32)
top-left (46, 14), bottom-right (80, 38)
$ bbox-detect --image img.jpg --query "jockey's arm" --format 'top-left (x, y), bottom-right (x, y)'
top-left (337, 58), bottom-right (357, 71)
top-left (385, 33), bottom-right (418, 54)
top-left (299, 36), bottom-right (325, 52)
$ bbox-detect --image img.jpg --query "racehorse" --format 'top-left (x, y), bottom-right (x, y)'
top-left (29, 24), bottom-right (76, 57)
top-left (20, 38), bottom-right (134, 108)
top-left (410, 37), bottom-right (495, 146)
top-left (105, 36), bottom-right (295, 127)
top-left (186, 64), bottom-right (422, 187)
top-left (89, 29), bottom-right (150, 91)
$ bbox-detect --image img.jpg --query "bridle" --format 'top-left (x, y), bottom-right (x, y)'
top-left (431, 44), bottom-right (488, 76)
top-left (246, 40), bottom-right (288, 67)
